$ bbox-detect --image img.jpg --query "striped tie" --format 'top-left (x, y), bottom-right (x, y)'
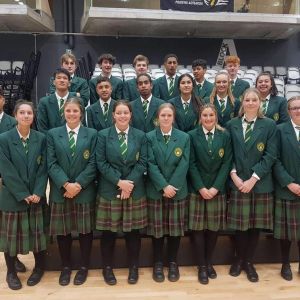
top-left (21, 138), bottom-right (29, 155)
top-left (69, 131), bottom-right (76, 157)
top-left (164, 134), bottom-right (170, 144)
top-left (230, 80), bottom-right (234, 92)
top-left (59, 98), bottom-right (65, 117)
top-left (197, 84), bottom-right (202, 94)
top-left (118, 132), bottom-right (127, 157)
top-left (220, 99), bottom-right (226, 114)
top-left (207, 132), bottom-right (213, 153)
top-left (168, 77), bottom-right (174, 96)
top-left (244, 121), bottom-right (254, 144)
top-left (262, 100), bottom-right (268, 115)
top-left (183, 102), bottom-right (189, 115)
top-left (295, 126), bottom-right (300, 142)
top-left (103, 102), bottom-right (109, 121)
top-left (142, 100), bottom-right (148, 118)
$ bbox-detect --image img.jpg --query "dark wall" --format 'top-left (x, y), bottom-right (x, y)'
top-left (0, 0), bottom-right (299, 102)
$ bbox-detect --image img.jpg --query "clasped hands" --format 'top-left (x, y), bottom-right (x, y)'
top-left (199, 187), bottom-right (219, 200)
top-left (117, 179), bottom-right (134, 200)
top-left (63, 182), bottom-right (82, 199)
top-left (231, 173), bottom-right (257, 193)
top-left (24, 194), bottom-right (41, 204)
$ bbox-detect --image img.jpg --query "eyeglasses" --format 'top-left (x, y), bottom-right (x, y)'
top-left (289, 107), bottom-right (300, 111)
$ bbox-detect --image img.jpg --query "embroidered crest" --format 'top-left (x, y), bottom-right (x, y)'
top-left (136, 152), bottom-right (140, 161)
top-left (257, 142), bottom-right (265, 152)
top-left (174, 147), bottom-right (182, 157)
top-left (219, 148), bottom-right (224, 158)
top-left (273, 113), bottom-right (279, 121)
top-left (37, 155), bottom-right (42, 165)
top-left (83, 149), bottom-right (90, 159)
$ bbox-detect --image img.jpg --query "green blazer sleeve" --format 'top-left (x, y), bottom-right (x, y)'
top-left (37, 96), bottom-right (51, 133)
top-left (89, 77), bottom-right (98, 105)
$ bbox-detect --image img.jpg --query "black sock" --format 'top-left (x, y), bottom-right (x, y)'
top-left (167, 236), bottom-right (181, 263)
top-left (191, 231), bottom-right (205, 266)
top-left (101, 231), bottom-right (116, 268)
top-left (152, 237), bottom-right (164, 263)
top-left (244, 229), bottom-right (260, 263)
top-left (205, 230), bottom-right (218, 265)
top-left (280, 239), bottom-right (291, 264)
top-left (4, 253), bottom-right (16, 274)
top-left (33, 250), bottom-right (46, 270)
top-left (79, 232), bottom-right (93, 269)
top-left (57, 234), bottom-right (72, 268)
top-left (125, 230), bottom-right (141, 267)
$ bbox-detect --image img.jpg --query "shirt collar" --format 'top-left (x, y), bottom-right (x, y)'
top-left (264, 94), bottom-right (271, 101)
top-left (55, 92), bottom-right (69, 101)
top-left (181, 97), bottom-right (191, 105)
top-left (16, 126), bottom-right (30, 140)
top-left (161, 128), bottom-right (172, 136)
top-left (100, 98), bottom-right (112, 106)
top-left (141, 94), bottom-right (152, 103)
top-left (66, 124), bottom-right (80, 135)
top-left (202, 125), bottom-right (215, 135)
top-left (217, 95), bottom-right (228, 101)
top-left (101, 72), bottom-right (111, 79)
top-left (166, 74), bottom-right (175, 80)
top-left (196, 79), bottom-right (205, 86)
top-left (231, 77), bottom-right (237, 84)
top-left (115, 125), bottom-right (129, 135)
top-left (291, 119), bottom-right (300, 129)
top-left (242, 115), bottom-right (257, 123)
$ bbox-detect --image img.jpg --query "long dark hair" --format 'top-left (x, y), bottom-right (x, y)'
top-left (255, 72), bottom-right (278, 96)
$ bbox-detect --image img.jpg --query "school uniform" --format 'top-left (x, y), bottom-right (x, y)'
top-left (0, 112), bottom-right (17, 133)
top-left (168, 96), bottom-right (199, 132)
top-left (0, 127), bottom-right (48, 256)
top-left (49, 75), bottom-right (90, 107)
top-left (263, 95), bottom-right (289, 125)
top-left (231, 78), bottom-right (250, 99)
top-left (153, 75), bottom-right (180, 101)
top-left (204, 95), bottom-right (240, 128)
top-left (37, 92), bottom-right (78, 134)
top-left (131, 95), bottom-right (165, 133)
top-left (193, 80), bottom-right (213, 99)
top-left (86, 98), bottom-right (116, 131)
top-left (123, 78), bottom-right (139, 102)
top-left (89, 75), bottom-right (123, 104)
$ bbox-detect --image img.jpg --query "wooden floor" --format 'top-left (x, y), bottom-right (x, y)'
top-left (1, 254), bottom-right (300, 300)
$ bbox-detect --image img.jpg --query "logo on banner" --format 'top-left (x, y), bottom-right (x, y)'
top-left (204, 0), bottom-right (230, 7)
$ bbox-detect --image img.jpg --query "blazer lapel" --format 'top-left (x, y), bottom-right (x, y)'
top-left (232, 118), bottom-right (247, 153)
top-left (49, 94), bottom-right (61, 120)
top-left (72, 126), bottom-right (87, 163)
top-left (245, 118), bottom-right (264, 151)
top-left (94, 102), bottom-right (107, 129)
top-left (285, 121), bottom-right (300, 158)
top-left (58, 126), bottom-right (72, 162)
top-left (12, 128), bottom-right (28, 167)
top-left (146, 97), bottom-right (157, 126)
top-left (165, 130), bottom-right (178, 161)
top-left (27, 131), bottom-right (39, 172)
top-left (109, 126), bottom-right (124, 160)
top-left (197, 126), bottom-right (211, 155)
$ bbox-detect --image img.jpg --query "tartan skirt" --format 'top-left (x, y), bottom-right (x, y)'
top-left (49, 200), bottom-right (95, 236)
top-left (147, 197), bottom-right (186, 238)
top-left (95, 195), bottom-right (147, 232)
top-left (274, 198), bottom-right (300, 241)
top-left (188, 193), bottom-right (226, 231)
top-left (227, 191), bottom-right (273, 231)
top-left (0, 204), bottom-right (47, 256)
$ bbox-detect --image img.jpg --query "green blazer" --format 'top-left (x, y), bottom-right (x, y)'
top-left (49, 76), bottom-right (90, 107)
top-left (89, 75), bottom-right (123, 104)
top-left (0, 128), bottom-right (47, 211)
top-left (123, 78), bottom-right (139, 102)
top-left (96, 126), bottom-right (147, 200)
top-left (265, 95), bottom-right (289, 124)
top-left (188, 126), bottom-right (232, 194)
top-left (131, 96), bottom-right (165, 132)
top-left (47, 125), bottom-right (97, 204)
top-left (168, 96), bottom-right (199, 132)
top-left (274, 120), bottom-right (300, 200)
top-left (37, 92), bottom-right (78, 134)
top-left (204, 96), bottom-right (240, 128)
top-left (86, 99), bottom-right (116, 131)
top-left (232, 78), bottom-right (250, 99)
top-left (146, 127), bottom-right (190, 201)
top-left (153, 75), bottom-right (180, 101)
top-left (0, 113), bottom-right (17, 133)
top-left (226, 117), bottom-right (277, 193)
top-left (193, 80), bottom-right (213, 99)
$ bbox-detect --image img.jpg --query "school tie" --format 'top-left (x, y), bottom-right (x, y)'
top-left (142, 100), bottom-right (148, 118)
top-left (103, 102), bottom-right (109, 122)
top-left (244, 120), bottom-right (254, 144)
top-left (168, 77), bottom-right (174, 96)
top-left (220, 99), bottom-right (226, 114)
top-left (59, 98), bottom-right (65, 118)
top-left (183, 102), bottom-right (189, 115)
top-left (262, 100), bottom-right (268, 115)
top-left (197, 84), bottom-right (202, 94)
top-left (69, 131), bottom-right (76, 157)
top-left (230, 80), bottom-right (235, 92)
top-left (21, 138), bottom-right (29, 155)
top-left (207, 132), bottom-right (213, 153)
top-left (295, 126), bottom-right (300, 142)
top-left (163, 134), bottom-right (170, 144)
top-left (118, 131), bottom-right (127, 157)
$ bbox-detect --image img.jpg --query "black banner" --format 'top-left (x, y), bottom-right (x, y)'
top-left (161, 0), bottom-right (234, 12)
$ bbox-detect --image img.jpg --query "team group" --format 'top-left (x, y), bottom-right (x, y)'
top-left (0, 52), bottom-right (299, 291)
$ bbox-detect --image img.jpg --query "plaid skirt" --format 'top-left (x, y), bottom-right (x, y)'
top-left (147, 197), bottom-right (186, 238)
top-left (49, 200), bottom-right (95, 236)
top-left (274, 198), bottom-right (300, 241)
top-left (96, 196), bottom-right (147, 232)
top-left (0, 204), bottom-right (47, 256)
top-left (188, 193), bottom-right (226, 231)
top-left (227, 191), bottom-right (273, 231)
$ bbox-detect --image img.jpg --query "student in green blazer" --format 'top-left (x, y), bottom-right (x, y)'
top-left (123, 54), bottom-right (149, 101)
top-left (86, 77), bottom-right (116, 131)
top-left (89, 53), bottom-right (123, 104)
top-left (96, 100), bottom-right (147, 285)
top-left (153, 54), bottom-right (180, 101)
top-left (47, 98), bottom-right (97, 286)
top-left (256, 72), bottom-right (289, 124)
top-left (226, 88), bottom-right (277, 283)
top-left (147, 103), bottom-right (190, 283)
top-left (273, 96), bottom-right (300, 281)
top-left (192, 59), bottom-right (213, 99)
top-left (188, 103), bottom-right (232, 284)
top-left (49, 53), bottom-right (90, 107)
top-left (169, 73), bottom-right (203, 132)
top-left (225, 55), bottom-right (250, 99)
top-left (0, 101), bottom-right (48, 290)
top-left (37, 68), bottom-right (79, 134)
top-left (204, 71), bottom-right (240, 127)
top-left (0, 87), bottom-right (16, 133)
top-left (131, 73), bottom-right (165, 132)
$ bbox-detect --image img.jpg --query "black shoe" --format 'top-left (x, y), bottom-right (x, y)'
top-left (128, 266), bottom-right (139, 284)
top-left (59, 267), bottom-right (72, 286)
top-left (281, 263), bottom-right (293, 281)
top-left (243, 262), bottom-right (259, 282)
top-left (229, 259), bottom-right (243, 277)
top-left (152, 262), bottom-right (165, 283)
top-left (6, 272), bottom-right (22, 290)
top-left (198, 266), bottom-right (209, 284)
top-left (168, 262), bottom-right (180, 282)
top-left (27, 267), bottom-right (44, 286)
top-left (207, 264), bottom-right (217, 279)
top-left (74, 267), bottom-right (88, 285)
top-left (102, 266), bottom-right (117, 285)
top-left (15, 257), bottom-right (26, 273)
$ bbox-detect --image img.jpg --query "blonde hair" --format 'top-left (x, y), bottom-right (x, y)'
top-left (225, 55), bottom-right (240, 65)
top-left (199, 103), bottom-right (224, 131)
top-left (238, 87), bottom-right (264, 118)
top-left (287, 95), bottom-right (300, 109)
top-left (61, 53), bottom-right (77, 65)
